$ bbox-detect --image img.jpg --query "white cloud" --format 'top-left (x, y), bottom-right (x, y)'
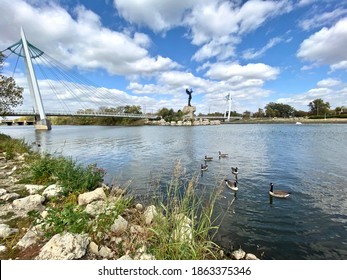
top-left (205, 62), bottom-right (280, 81)
top-left (331, 61), bottom-right (347, 71)
top-left (243, 37), bottom-right (283, 60)
top-left (277, 85), bottom-right (347, 110)
top-left (316, 78), bottom-right (341, 88)
top-left (192, 35), bottom-right (240, 61)
top-left (113, 0), bottom-right (292, 61)
top-left (0, 0), bottom-right (179, 76)
top-left (299, 9), bottom-right (347, 31)
top-left (297, 17), bottom-right (347, 67)
top-left (113, 0), bottom-right (199, 33)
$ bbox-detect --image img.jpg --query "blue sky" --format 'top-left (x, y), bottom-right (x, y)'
top-left (1, 0), bottom-right (347, 115)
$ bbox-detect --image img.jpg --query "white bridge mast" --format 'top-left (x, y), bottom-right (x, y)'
top-left (225, 93), bottom-right (232, 121)
top-left (20, 27), bottom-right (51, 130)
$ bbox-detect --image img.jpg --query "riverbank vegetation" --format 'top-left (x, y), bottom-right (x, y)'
top-left (0, 133), bottom-right (228, 260)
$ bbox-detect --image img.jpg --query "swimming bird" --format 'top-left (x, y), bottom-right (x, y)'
top-left (269, 183), bottom-right (291, 198)
top-left (204, 155), bottom-right (213, 161)
top-left (201, 163), bottom-right (208, 171)
top-left (219, 151), bottom-right (228, 157)
top-left (225, 179), bottom-right (238, 192)
top-left (231, 167), bottom-right (238, 176)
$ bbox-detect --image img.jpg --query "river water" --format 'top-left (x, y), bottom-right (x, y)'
top-left (1, 124), bottom-right (347, 259)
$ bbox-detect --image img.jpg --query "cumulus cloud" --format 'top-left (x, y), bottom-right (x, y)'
top-left (297, 17), bottom-right (347, 68)
top-left (113, 0), bottom-right (292, 61)
top-left (113, 0), bottom-right (199, 32)
top-left (277, 84), bottom-right (347, 110)
top-left (316, 78), bottom-right (341, 88)
top-left (205, 62), bottom-right (280, 81)
top-left (0, 0), bottom-right (179, 76)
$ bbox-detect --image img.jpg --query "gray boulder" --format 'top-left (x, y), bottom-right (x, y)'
top-left (36, 232), bottom-right (90, 260)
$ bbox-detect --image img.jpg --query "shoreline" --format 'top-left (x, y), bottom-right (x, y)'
top-left (223, 118), bottom-right (347, 125)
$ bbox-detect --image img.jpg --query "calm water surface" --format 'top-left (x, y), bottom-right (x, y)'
top-left (1, 124), bottom-right (347, 259)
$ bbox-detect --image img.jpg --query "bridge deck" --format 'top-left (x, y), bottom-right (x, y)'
top-left (1, 111), bottom-right (158, 119)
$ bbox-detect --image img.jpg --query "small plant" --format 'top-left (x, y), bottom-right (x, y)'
top-left (91, 196), bottom-right (133, 241)
top-left (30, 204), bottom-right (91, 238)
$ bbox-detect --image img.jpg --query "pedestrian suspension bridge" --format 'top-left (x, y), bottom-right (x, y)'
top-left (1, 28), bottom-right (158, 130)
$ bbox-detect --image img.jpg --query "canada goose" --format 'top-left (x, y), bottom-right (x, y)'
top-left (201, 163), bottom-right (208, 171)
top-left (204, 155), bottom-right (213, 161)
top-left (231, 167), bottom-right (238, 176)
top-left (219, 151), bottom-right (228, 157)
top-left (225, 179), bottom-right (238, 192)
top-left (269, 183), bottom-right (291, 198)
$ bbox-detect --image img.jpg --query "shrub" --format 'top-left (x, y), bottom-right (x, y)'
top-left (24, 154), bottom-right (105, 194)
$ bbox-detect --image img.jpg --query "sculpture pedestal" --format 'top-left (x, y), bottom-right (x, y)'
top-left (182, 106), bottom-right (196, 120)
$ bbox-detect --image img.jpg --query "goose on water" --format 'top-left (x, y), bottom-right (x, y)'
top-left (201, 163), bottom-right (208, 171)
top-left (231, 167), bottom-right (238, 176)
top-left (225, 179), bottom-right (238, 192)
top-left (269, 183), bottom-right (291, 198)
top-left (204, 155), bottom-right (213, 161)
top-left (219, 151), bottom-right (228, 157)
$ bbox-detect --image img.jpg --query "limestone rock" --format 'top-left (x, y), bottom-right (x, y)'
top-left (36, 232), bottom-right (90, 260)
top-left (135, 203), bottom-right (144, 211)
top-left (0, 224), bottom-right (19, 238)
top-left (25, 184), bottom-right (46, 195)
top-left (137, 253), bottom-right (155, 260)
top-left (84, 200), bottom-right (107, 217)
top-left (245, 253), bottom-right (259, 260)
top-left (231, 248), bottom-right (246, 260)
top-left (88, 241), bottom-right (99, 255)
top-left (12, 194), bottom-right (45, 211)
top-left (110, 215), bottom-right (128, 235)
top-left (1, 192), bottom-right (20, 202)
top-left (78, 187), bottom-right (106, 206)
top-left (0, 245), bottom-right (7, 253)
top-left (15, 227), bottom-right (43, 249)
top-left (99, 246), bottom-right (113, 259)
top-left (143, 205), bottom-right (157, 225)
top-left (42, 184), bottom-right (63, 198)
top-left (118, 255), bottom-right (133, 260)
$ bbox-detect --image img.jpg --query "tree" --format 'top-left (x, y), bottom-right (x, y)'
top-left (0, 52), bottom-right (24, 114)
top-left (124, 105), bottom-right (142, 114)
top-left (265, 102), bottom-right (295, 118)
top-left (308, 98), bottom-right (330, 116)
top-left (253, 108), bottom-right (265, 118)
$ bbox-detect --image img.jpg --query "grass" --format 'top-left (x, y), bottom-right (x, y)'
top-left (147, 161), bottom-right (224, 260)
top-left (0, 133), bottom-right (31, 159)
top-left (22, 154), bottom-right (105, 195)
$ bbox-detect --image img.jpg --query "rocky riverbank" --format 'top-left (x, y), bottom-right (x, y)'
top-left (0, 137), bottom-right (259, 260)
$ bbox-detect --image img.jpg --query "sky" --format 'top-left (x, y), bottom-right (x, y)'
top-left (1, 0), bottom-right (347, 115)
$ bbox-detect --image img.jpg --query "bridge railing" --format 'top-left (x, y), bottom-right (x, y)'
top-left (1, 110), bottom-right (158, 119)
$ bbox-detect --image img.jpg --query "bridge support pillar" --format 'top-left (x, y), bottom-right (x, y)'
top-left (21, 27), bottom-right (51, 131)
top-left (34, 118), bottom-right (51, 130)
